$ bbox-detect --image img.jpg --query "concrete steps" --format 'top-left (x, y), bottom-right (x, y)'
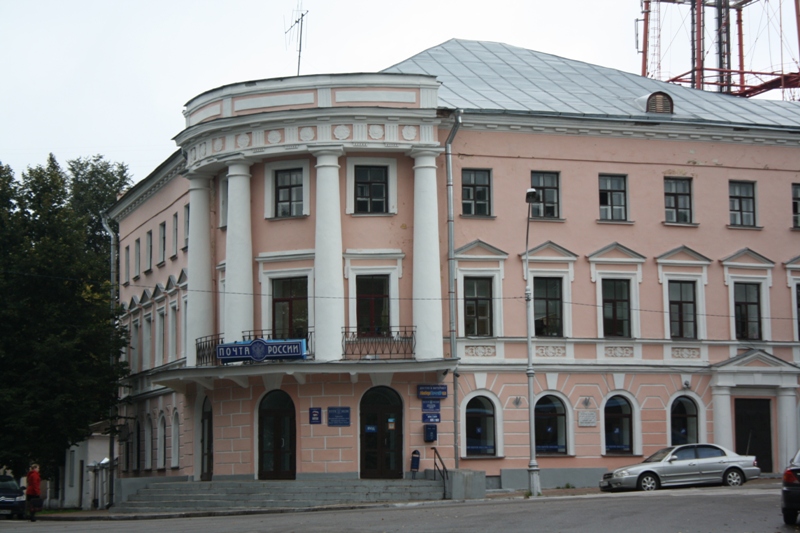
top-left (115, 479), bottom-right (445, 513)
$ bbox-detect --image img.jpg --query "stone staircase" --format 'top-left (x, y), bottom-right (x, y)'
top-left (115, 478), bottom-right (446, 513)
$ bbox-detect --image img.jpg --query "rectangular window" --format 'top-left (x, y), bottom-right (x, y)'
top-left (729, 181), bottom-right (756, 226)
top-left (354, 166), bottom-right (388, 214)
top-left (183, 204), bottom-right (190, 249)
top-left (272, 277), bottom-right (308, 338)
top-left (172, 213), bottom-right (178, 257)
top-left (158, 222), bottom-right (166, 264)
top-left (793, 184), bottom-right (800, 228)
top-left (275, 168), bottom-right (304, 218)
top-left (131, 321), bottom-right (139, 374)
top-left (462, 169), bottom-right (491, 216)
top-left (669, 280), bottom-right (696, 339)
top-left (124, 246), bottom-right (130, 284)
top-left (155, 308), bottom-right (165, 367)
top-left (531, 171), bottom-right (560, 218)
top-left (534, 277), bottom-right (562, 337)
top-left (134, 239), bottom-right (141, 277)
top-left (168, 302), bottom-right (178, 362)
top-left (220, 179), bottom-right (228, 227)
top-left (734, 282), bottom-right (761, 340)
top-left (464, 277), bottom-right (493, 336)
top-left (665, 178), bottom-right (692, 224)
top-left (146, 230), bottom-right (153, 271)
top-left (602, 279), bottom-right (630, 338)
top-left (599, 175), bottom-right (627, 221)
top-left (142, 315), bottom-right (152, 370)
top-left (356, 275), bottom-right (390, 336)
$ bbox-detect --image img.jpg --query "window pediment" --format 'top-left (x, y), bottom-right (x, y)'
top-left (456, 240), bottom-right (508, 260)
top-left (587, 242), bottom-right (645, 283)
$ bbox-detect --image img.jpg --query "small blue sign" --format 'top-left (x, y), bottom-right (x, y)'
top-left (327, 407), bottom-right (351, 427)
top-left (417, 384), bottom-right (447, 399)
top-left (365, 425), bottom-right (377, 433)
top-left (423, 413), bottom-right (441, 423)
top-left (422, 400), bottom-right (440, 412)
top-left (216, 338), bottom-right (307, 363)
top-left (309, 407), bottom-right (321, 425)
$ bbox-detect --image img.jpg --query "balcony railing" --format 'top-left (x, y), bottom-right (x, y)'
top-left (342, 326), bottom-right (416, 360)
top-left (196, 334), bottom-right (224, 367)
top-left (242, 329), bottom-right (315, 362)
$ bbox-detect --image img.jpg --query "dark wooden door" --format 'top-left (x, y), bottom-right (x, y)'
top-left (200, 397), bottom-right (213, 481)
top-left (258, 391), bottom-right (296, 480)
top-left (735, 398), bottom-right (773, 473)
top-left (360, 387), bottom-right (403, 479)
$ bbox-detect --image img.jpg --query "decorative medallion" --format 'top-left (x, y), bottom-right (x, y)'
top-left (267, 130), bottom-right (282, 144)
top-left (213, 138), bottom-right (224, 152)
top-left (236, 134), bottom-right (250, 149)
top-left (465, 346), bottom-right (496, 357)
top-left (368, 125), bottom-right (384, 140)
top-left (536, 346), bottom-right (566, 358)
top-left (189, 147), bottom-right (196, 162)
top-left (334, 124), bottom-right (351, 140)
top-left (671, 347), bottom-right (701, 359)
top-left (402, 125), bottom-right (417, 140)
top-left (605, 346), bottom-right (634, 358)
top-left (199, 143), bottom-right (207, 157)
top-left (299, 127), bottom-right (315, 142)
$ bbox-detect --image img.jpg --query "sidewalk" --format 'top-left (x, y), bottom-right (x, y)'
top-left (36, 477), bottom-right (781, 521)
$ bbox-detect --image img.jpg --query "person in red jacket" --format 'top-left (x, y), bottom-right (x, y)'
top-left (25, 464), bottom-right (40, 522)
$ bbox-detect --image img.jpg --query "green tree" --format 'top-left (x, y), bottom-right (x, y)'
top-left (0, 154), bottom-right (130, 478)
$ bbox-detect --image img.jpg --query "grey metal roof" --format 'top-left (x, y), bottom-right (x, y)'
top-left (382, 39), bottom-right (800, 130)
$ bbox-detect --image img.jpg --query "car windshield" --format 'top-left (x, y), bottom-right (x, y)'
top-left (643, 447), bottom-right (675, 463)
top-left (0, 475), bottom-right (19, 490)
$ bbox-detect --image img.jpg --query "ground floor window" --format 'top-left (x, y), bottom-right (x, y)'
top-left (605, 395), bottom-right (632, 454)
top-left (466, 396), bottom-right (496, 456)
top-left (535, 395), bottom-right (567, 454)
top-left (671, 396), bottom-right (698, 445)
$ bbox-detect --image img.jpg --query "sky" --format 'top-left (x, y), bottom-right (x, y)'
top-left (1, 0), bottom-right (797, 183)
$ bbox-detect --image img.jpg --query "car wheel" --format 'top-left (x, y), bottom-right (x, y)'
top-left (783, 509), bottom-right (798, 525)
top-left (723, 468), bottom-right (744, 486)
top-left (637, 473), bottom-right (660, 491)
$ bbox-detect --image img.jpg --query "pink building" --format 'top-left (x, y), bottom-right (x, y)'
top-left (109, 39), bottom-right (800, 496)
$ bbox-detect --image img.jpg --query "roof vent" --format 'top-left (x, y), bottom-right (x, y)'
top-left (646, 92), bottom-right (673, 114)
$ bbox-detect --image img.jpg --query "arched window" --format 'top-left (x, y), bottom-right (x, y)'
top-left (604, 395), bottom-right (632, 454)
top-left (134, 421), bottom-right (141, 471)
top-left (466, 396), bottom-right (496, 456)
top-left (647, 92), bottom-right (673, 114)
top-left (535, 395), bottom-right (567, 454)
top-left (171, 411), bottom-right (180, 468)
top-left (671, 396), bottom-right (698, 445)
top-left (157, 414), bottom-right (166, 469)
top-left (144, 416), bottom-right (153, 469)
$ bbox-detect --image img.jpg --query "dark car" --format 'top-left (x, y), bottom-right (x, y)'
top-left (782, 449), bottom-right (800, 524)
top-left (0, 475), bottom-right (25, 520)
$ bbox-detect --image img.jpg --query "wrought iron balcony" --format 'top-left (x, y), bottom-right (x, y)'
top-left (196, 330), bottom-right (315, 367)
top-left (196, 334), bottom-right (225, 367)
top-left (242, 329), bottom-right (315, 362)
top-left (342, 326), bottom-right (416, 360)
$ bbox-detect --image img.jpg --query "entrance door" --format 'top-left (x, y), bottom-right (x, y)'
top-left (735, 398), bottom-right (773, 473)
top-left (200, 397), bottom-right (213, 481)
top-left (258, 390), bottom-right (296, 480)
top-left (360, 387), bottom-right (403, 479)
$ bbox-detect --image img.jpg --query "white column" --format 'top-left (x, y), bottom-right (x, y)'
top-left (312, 148), bottom-right (345, 362)
top-left (778, 387), bottom-right (798, 470)
top-left (410, 149), bottom-right (445, 360)
top-left (223, 162), bottom-right (254, 340)
top-left (712, 386), bottom-right (734, 450)
top-left (185, 174), bottom-right (214, 366)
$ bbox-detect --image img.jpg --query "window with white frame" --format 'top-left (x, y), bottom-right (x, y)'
top-left (347, 266), bottom-right (400, 336)
top-left (134, 239), bottom-right (141, 278)
top-left (457, 269), bottom-right (503, 338)
top-left (158, 222), bottom-right (166, 264)
top-left (466, 396), bottom-right (496, 456)
top-left (157, 414), bottom-right (166, 469)
top-left (670, 396), bottom-right (699, 445)
top-left (793, 184), bottom-right (800, 228)
top-left (264, 160), bottom-right (311, 218)
top-left (533, 277), bottom-right (563, 337)
top-left (171, 411), bottom-right (180, 468)
top-left (168, 301), bottom-right (178, 362)
top-left (146, 230), bottom-right (153, 271)
top-left (595, 271), bottom-right (640, 339)
top-left (172, 212), bottom-right (178, 257)
top-left (155, 307), bottom-right (165, 367)
top-left (142, 314), bottom-right (152, 370)
top-left (599, 174), bottom-right (628, 221)
top-left (144, 416), bottom-right (153, 469)
top-left (604, 395), bottom-right (633, 454)
top-left (124, 246), bottom-right (130, 284)
top-left (183, 204), bottom-right (190, 249)
top-left (131, 320), bottom-right (139, 374)
top-left (726, 274), bottom-right (771, 341)
top-left (530, 171), bottom-right (560, 218)
top-left (182, 295), bottom-right (188, 358)
top-left (664, 177), bottom-right (693, 224)
top-left (535, 395), bottom-right (568, 454)
top-left (661, 273), bottom-right (707, 341)
top-left (346, 157), bottom-right (397, 215)
top-left (462, 169), bottom-right (492, 216)
top-left (729, 181), bottom-right (756, 227)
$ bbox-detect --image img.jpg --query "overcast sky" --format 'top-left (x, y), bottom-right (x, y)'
top-left (1, 0), bottom-right (796, 183)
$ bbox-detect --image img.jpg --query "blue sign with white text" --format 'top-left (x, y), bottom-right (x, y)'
top-left (309, 407), bottom-right (321, 425)
top-left (417, 384), bottom-right (448, 399)
top-left (422, 413), bottom-right (441, 423)
top-left (422, 400), bottom-right (440, 412)
top-left (328, 407), bottom-right (351, 427)
top-left (216, 338), bottom-right (307, 363)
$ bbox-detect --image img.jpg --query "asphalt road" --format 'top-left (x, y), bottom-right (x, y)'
top-left (0, 483), bottom-right (790, 533)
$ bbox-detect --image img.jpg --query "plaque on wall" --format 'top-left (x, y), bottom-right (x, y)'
top-left (578, 410), bottom-right (597, 427)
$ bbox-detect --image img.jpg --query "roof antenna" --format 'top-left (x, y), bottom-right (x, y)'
top-left (285, 3), bottom-right (309, 76)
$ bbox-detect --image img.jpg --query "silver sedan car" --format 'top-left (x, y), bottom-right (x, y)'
top-left (599, 443), bottom-right (760, 491)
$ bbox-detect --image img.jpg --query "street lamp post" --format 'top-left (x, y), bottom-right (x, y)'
top-left (524, 188), bottom-right (541, 496)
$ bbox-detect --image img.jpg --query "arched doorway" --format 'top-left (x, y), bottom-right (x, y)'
top-left (360, 386), bottom-right (403, 479)
top-left (258, 390), bottom-right (296, 480)
top-left (200, 397), bottom-right (213, 481)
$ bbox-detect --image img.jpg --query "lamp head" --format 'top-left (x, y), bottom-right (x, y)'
top-left (526, 188), bottom-right (538, 204)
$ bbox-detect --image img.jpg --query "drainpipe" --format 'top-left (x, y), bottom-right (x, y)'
top-left (100, 212), bottom-right (116, 508)
top-left (445, 109), bottom-right (463, 468)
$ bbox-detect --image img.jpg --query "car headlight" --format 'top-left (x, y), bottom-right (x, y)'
top-left (15, 495), bottom-right (25, 501)
top-left (614, 469), bottom-right (629, 478)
